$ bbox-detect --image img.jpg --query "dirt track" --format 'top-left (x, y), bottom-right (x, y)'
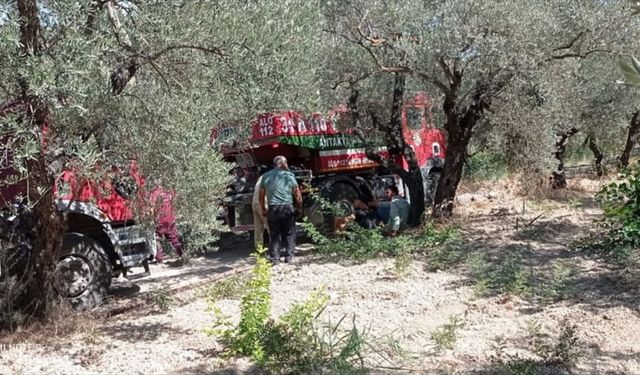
top-left (1, 178), bottom-right (639, 374)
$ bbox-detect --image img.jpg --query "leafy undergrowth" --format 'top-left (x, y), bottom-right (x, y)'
top-left (487, 318), bottom-right (580, 375)
top-left (466, 249), bottom-right (578, 302)
top-left (304, 219), bottom-right (463, 271)
top-left (571, 164), bottom-right (640, 268)
top-left (207, 248), bottom-right (379, 374)
top-left (202, 273), bottom-right (249, 302)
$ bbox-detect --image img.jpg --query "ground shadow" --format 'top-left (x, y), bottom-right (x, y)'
top-left (175, 360), bottom-right (263, 375)
top-left (99, 321), bottom-right (193, 343)
top-left (439, 211), bottom-right (640, 316)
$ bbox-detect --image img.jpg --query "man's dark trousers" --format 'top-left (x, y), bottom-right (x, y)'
top-left (266, 204), bottom-right (296, 263)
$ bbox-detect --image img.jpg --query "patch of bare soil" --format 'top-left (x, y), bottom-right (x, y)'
top-left (1, 178), bottom-right (639, 374)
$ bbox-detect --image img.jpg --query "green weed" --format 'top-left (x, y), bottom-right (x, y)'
top-left (430, 315), bottom-right (464, 351)
top-left (489, 319), bottom-right (580, 374)
top-left (526, 319), bottom-right (580, 366)
top-left (466, 252), bottom-right (531, 297)
top-left (208, 247), bottom-right (372, 374)
top-left (306, 219), bottom-right (462, 268)
top-left (592, 164), bottom-right (640, 266)
top-left (202, 273), bottom-right (249, 302)
top-left (463, 152), bottom-right (508, 181)
top-left (147, 286), bottom-right (172, 311)
top-left (222, 247), bottom-right (272, 361)
top-left (538, 260), bottom-right (577, 303)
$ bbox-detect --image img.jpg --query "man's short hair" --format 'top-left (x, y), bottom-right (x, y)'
top-left (273, 155), bottom-right (287, 168)
top-left (386, 185), bottom-right (399, 195)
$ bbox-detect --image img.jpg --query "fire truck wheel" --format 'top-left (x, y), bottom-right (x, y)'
top-left (53, 232), bottom-right (112, 311)
top-left (324, 182), bottom-right (359, 233)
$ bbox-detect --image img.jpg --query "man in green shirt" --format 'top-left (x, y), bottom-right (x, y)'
top-left (259, 155), bottom-right (302, 264)
top-left (353, 185), bottom-right (409, 236)
top-left (385, 185), bottom-right (409, 236)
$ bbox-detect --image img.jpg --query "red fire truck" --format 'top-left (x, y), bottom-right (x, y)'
top-left (1, 132), bottom-right (156, 310)
top-left (213, 92), bottom-right (446, 233)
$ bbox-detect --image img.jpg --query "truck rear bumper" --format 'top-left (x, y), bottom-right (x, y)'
top-left (112, 224), bottom-right (156, 268)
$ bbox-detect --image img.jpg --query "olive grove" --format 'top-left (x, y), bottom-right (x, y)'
top-left (2, 0), bottom-right (640, 326)
top-left (0, 0), bottom-right (327, 326)
top-left (321, 0), bottom-right (638, 216)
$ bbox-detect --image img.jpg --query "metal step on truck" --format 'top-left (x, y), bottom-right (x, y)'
top-left (212, 92), bottom-right (447, 234)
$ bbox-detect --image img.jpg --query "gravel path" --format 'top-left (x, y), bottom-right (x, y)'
top-left (1, 180), bottom-right (639, 374)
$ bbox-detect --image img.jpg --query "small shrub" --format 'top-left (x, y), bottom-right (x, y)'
top-left (301, 216), bottom-right (330, 246)
top-left (422, 224), bottom-right (464, 271)
top-left (202, 273), bottom-right (249, 302)
top-left (463, 152), bottom-right (508, 181)
top-left (466, 252), bottom-right (531, 297)
top-left (538, 260), bottom-right (577, 303)
top-left (593, 165), bottom-right (640, 266)
top-left (221, 248), bottom-right (272, 361)
top-left (466, 252), bottom-right (492, 296)
top-left (147, 286), bottom-right (172, 311)
top-left (527, 319), bottom-right (580, 367)
top-left (493, 359), bottom-right (545, 375)
top-left (430, 315), bottom-right (464, 351)
top-left (489, 321), bottom-right (580, 375)
top-left (495, 254), bottom-right (531, 295)
top-left (209, 248), bottom-right (371, 374)
top-left (393, 247), bottom-right (413, 279)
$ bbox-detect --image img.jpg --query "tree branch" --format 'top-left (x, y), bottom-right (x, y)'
top-left (438, 56), bottom-right (454, 85)
top-left (146, 58), bottom-right (172, 90)
top-left (17, 0), bottom-right (41, 55)
top-left (416, 72), bottom-right (452, 98)
top-left (547, 48), bottom-right (611, 61)
top-left (353, 126), bottom-right (410, 181)
top-left (106, 0), bottom-right (134, 52)
top-left (0, 99), bottom-right (23, 117)
top-left (148, 44), bottom-right (226, 61)
top-left (553, 31), bottom-right (585, 52)
top-left (84, 0), bottom-right (109, 36)
top-left (332, 70), bottom-right (378, 90)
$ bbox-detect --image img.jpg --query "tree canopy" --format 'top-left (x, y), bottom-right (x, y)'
top-left (2, 0), bottom-right (640, 324)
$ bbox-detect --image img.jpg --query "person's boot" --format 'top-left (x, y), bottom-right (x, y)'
top-left (177, 253), bottom-right (189, 266)
top-left (155, 249), bottom-right (165, 263)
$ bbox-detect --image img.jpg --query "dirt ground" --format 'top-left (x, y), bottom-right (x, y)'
top-left (1, 178), bottom-right (639, 375)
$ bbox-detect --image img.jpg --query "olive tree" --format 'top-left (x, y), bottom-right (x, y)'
top-left (322, 0), bottom-right (636, 216)
top-left (0, 0), bottom-right (327, 325)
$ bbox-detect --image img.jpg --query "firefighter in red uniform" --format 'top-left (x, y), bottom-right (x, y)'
top-left (149, 179), bottom-right (185, 263)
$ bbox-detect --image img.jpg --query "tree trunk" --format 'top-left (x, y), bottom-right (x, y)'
top-left (403, 168), bottom-right (425, 226)
top-left (432, 79), bottom-right (486, 218)
top-left (618, 110), bottom-right (640, 170)
top-left (14, 142), bottom-right (65, 320)
top-left (351, 74), bottom-right (425, 226)
top-left (17, 0), bottom-right (40, 55)
top-left (388, 74), bottom-right (424, 226)
top-left (432, 116), bottom-right (474, 217)
top-left (8, 0), bottom-right (67, 324)
top-left (586, 135), bottom-right (605, 177)
top-left (551, 127), bottom-right (579, 189)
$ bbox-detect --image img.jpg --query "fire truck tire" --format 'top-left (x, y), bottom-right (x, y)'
top-left (53, 232), bottom-right (112, 311)
top-left (323, 182), bottom-right (360, 233)
top-left (425, 170), bottom-right (441, 208)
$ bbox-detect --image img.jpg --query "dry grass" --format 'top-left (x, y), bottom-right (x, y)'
top-left (0, 304), bottom-right (103, 346)
top-left (458, 174), bottom-right (608, 202)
